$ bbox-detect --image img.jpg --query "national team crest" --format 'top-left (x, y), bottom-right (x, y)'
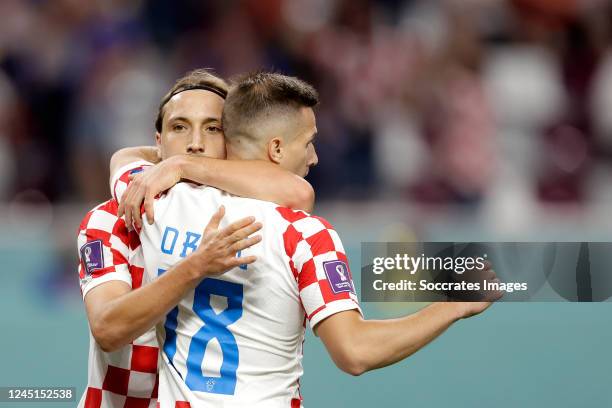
top-left (323, 260), bottom-right (354, 294)
top-left (80, 240), bottom-right (104, 276)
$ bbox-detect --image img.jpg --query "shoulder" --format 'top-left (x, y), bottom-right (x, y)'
top-left (275, 206), bottom-right (334, 233)
top-left (78, 199), bottom-right (135, 247)
top-left (273, 207), bottom-right (341, 256)
top-left (79, 200), bottom-right (120, 231)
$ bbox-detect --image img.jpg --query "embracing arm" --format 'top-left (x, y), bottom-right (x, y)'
top-left (85, 258), bottom-right (203, 352)
top-left (84, 208), bottom-right (262, 352)
top-left (116, 153), bottom-right (314, 229)
top-left (175, 155), bottom-right (315, 212)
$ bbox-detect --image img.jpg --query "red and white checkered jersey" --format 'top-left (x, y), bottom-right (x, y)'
top-left (77, 197), bottom-right (160, 408)
top-left (138, 183), bottom-right (361, 408)
top-left (110, 160), bottom-right (154, 204)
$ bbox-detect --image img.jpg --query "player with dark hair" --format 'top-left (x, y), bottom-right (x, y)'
top-left (128, 71), bottom-right (501, 407)
top-left (76, 69), bottom-right (315, 408)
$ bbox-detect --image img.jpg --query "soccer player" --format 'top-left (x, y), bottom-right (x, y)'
top-left (77, 69), bottom-right (314, 408)
top-left (131, 72), bottom-right (502, 407)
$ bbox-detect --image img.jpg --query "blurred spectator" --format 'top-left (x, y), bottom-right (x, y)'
top-left (0, 0), bottom-right (611, 207)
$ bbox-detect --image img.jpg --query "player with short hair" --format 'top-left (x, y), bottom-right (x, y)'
top-left (77, 69), bottom-right (315, 408)
top-left (132, 71), bottom-right (501, 407)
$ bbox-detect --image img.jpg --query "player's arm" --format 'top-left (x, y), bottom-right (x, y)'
top-left (286, 212), bottom-right (500, 376)
top-left (109, 146), bottom-right (160, 180)
top-left (177, 155), bottom-right (315, 212)
top-left (314, 302), bottom-right (491, 376)
top-left (114, 152), bottom-right (314, 229)
top-left (84, 206), bottom-right (262, 352)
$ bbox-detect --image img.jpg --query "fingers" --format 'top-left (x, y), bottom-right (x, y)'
top-left (120, 175), bottom-right (145, 231)
top-left (227, 222), bottom-right (263, 244)
top-left (218, 216), bottom-right (256, 239)
top-left (204, 206), bottom-right (225, 236)
top-left (124, 193), bottom-right (134, 231)
top-left (231, 234), bottom-right (262, 253)
top-left (132, 204), bottom-right (143, 230)
top-left (144, 191), bottom-right (155, 225)
top-left (117, 199), bottom-right (126, 218)
top-left (229, 255), bottom-right (258, 268)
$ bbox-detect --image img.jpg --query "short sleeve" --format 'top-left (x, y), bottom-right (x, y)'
top-left (77, 200), bottom-right (133, 299)
top-left (276, 207), bottom-right (362, 330)
top-left (110, 160), bottom-right (153, 203)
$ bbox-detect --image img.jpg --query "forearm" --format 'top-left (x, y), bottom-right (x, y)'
top-left (110, 146), bottom-right (159, 181)
top-left (93, 257), bottom-right (202, 351)
top-left (176, 155), bottom-right (314, 212)
top-left (352, 303), bottom-right (462, 373)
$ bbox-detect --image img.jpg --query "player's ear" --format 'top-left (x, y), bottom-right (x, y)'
top-left (155, 132), bottom-right (163, 160)
top-left (268, 137), bottom-right (283, 164)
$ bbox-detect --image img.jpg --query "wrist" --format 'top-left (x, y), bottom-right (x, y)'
top-left (177, 254), bottom-right (210, 283)
top-left (177, 155), bottom-right (199, 181)
top-left (166, 155), bottom-right (187, 181)
top-left (181, 155), bottom-right (213, 184)
top-left (432, 302), bottom-right (465, 322)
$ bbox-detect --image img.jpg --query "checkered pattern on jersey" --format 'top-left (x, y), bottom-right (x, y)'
top-left (111, 160), bottom-right (153, 204)
top-left (78, 199), bottom-right (159, 408)
top-left (77, 200), bottom-right (145, 296)
top-left (82, 338), bottom-right (159, 408)
top-left (276, 207), bottom-right (361, 328)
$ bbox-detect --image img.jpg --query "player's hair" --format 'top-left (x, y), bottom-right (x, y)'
top-left (222, 71), bottom-right (319, 144)
top-left (155, 69), bottom-right (228, 132)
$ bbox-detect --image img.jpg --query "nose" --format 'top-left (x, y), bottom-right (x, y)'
top-left (187, 133), bottom-right (205, 155)
top-left (309, 149), bottom-right (318, 167)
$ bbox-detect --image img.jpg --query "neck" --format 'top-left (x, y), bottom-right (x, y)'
top-left (226, 140), bottom-right (266, 161)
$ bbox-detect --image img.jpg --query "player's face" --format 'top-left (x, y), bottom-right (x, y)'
top-left (156, 89), bottom-right (226, 160)
top-left (279, 107), bottom-right (319, 177)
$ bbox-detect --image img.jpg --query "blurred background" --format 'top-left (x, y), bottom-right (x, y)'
top-left (1, 0), bottom-right (611, 407)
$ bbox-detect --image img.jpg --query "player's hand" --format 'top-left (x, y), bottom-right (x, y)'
top-left (118, 157), bottom-right (183, 230)
top-left (453, 261), bottom-right (503, 318)
top-left (189, 206), bottom-right (263, 278)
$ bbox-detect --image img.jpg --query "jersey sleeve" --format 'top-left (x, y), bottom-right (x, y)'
top-left (110, 160), bottom-right (153, 203)
top-left (277, 207), bottom-right (362, 330)
top-left (77, 200), bottom-right (133, 299)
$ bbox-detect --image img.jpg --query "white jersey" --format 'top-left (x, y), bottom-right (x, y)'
top-left (139, 183), bottom-right (361, 407)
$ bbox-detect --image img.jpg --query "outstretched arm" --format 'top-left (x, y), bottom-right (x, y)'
top-left (283, 211), bottom-right (502, 377)
top-left (315, 302), bottom-right (492, 376)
